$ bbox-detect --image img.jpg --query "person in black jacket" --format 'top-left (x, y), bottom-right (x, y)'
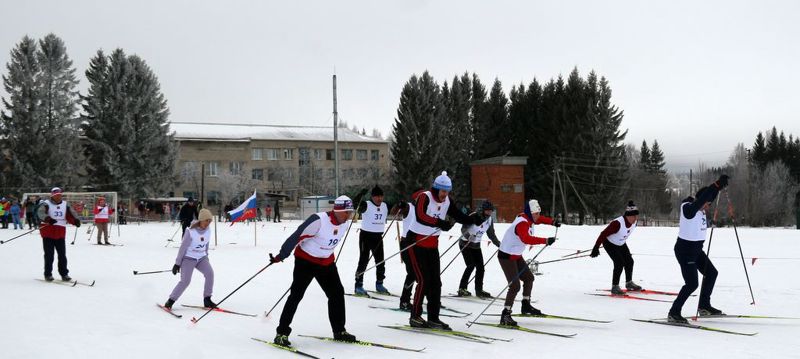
top-left (457, 200), bottom-right (501, 298)
top-left (178, 197), bottom-right (199, 236)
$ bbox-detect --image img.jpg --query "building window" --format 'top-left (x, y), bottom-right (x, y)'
top-left (252, 148), bottom-right (263, 160)
top-left (326, 149), bottom-right (336, 160)
top-left (327, 168), bottom-right (336, 179)
top-left (342, 149), bottom-right (353, 161)
top-left (514, 184), bottom-right (523, 193)
top-left (356, 149), bottom-right (367, 160)
top-left (208, 162), bottom-right (219, 177)
top-left (252, 168), bottom-right (264, 180)
top-left (283, 148), bottom-right (293, 160)
top-left (207, 191), bottom-right (220, 205)
top-left (371, 150), bottom-right (379, 161)
top-left (314, 149), bottom-right (323, 160)
top-left (500, 184), bottom-right (512, 193)
top-left (265, 149), bottom-right (280, 160)
top-left (229, 161), bottom-right (243, 175)
top-left (371, 168), bottom-right (380, 180)
top-left (357, 168), bottom-right (367, 178)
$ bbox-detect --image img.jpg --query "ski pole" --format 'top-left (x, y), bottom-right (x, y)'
top-left (467, 226), bottom-right (557, 328)
top-left (725, 191), bottom-right (756, 305)
top-left (191, 262), bottom-right (275, 324)
top-left (69, 225), bottom-right (79, 245)
top-left (86, 223), bottom-right (96, 242)
top-left (364, 214), bottom-right (400, 264)
top-left (467, 247), bottom-right (499, 286)
top-left (440, 239), bottom-right (470, 275)
top-left (165, 227), bottom-right (181, 247)
top-left (695, 192), bottom-right (722, 318)
top-left (132, 269), bottom-right (172, 275)
top-left (537, 253), bottom-right (590, 265)
top-left (357, 231), bottom-right (440, 277)
top-left (264, 287), bottom-right (292, 318)
top-left (334, 200), bottom-right (364, 264)
top-left (438, 236), bottom-right (460, 259)
top-left (561, 249), bottom-right (590, 258)
top-left (1, 225), bottom-right (46, 244)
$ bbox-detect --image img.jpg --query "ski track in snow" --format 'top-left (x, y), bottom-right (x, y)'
top-left (1, 221), bottom-right (798, 358)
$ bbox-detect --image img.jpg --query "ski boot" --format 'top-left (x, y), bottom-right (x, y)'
top-left (521, 299), bottom-right (542, 315)
top-left (375, 281), bottom-right (390, 295)
top-left (399, 301), bottom-right (412, 311)
top-left (500, 309), bottom-right (518, 326)
top-left (625, 281), bottom-right (643, 291)
top-left (698, 305), bottom-right (725, 316)
top-left (164, 298), bottom-right (175, 309)
top-left (457, 288), bottom-right (472, 297)
top-left (611, 285), bottom-right (625, 295)
top-left (61, 275), bottom-right (72, 282)
top-left (354, 283), bottom-right (368, 296)
top-left (475, 289), bottom-right (492, 299)
top-left (410, 316), bottom-right (430, 328)
top-left (204, 296), bottom-right (217, 309)
top-left (273, 334), bottom-right (292, 347)
top-left (667, 311), bottom-right (688, 324)
top-left (333, 331), bottom-right (357, 342)
top-left (427, 319), bottom-right (452, 331)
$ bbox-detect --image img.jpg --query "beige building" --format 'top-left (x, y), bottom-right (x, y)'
top-left (171, 122), bottom-right (390, 210)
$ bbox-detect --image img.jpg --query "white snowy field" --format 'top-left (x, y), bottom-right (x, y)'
top-left (0, 219), bottom-right (798, 359)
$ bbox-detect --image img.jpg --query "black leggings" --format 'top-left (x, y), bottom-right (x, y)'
top-left (399, 236), bottom-right (416, 304)
top-left (603, 240), bottom-right (634, 285)
top-left (670, 238), bottom-right (717, 314)
top-left (277, 257), bottom-right (346, 336)
top-left (355, 230), bottom-right (385, 285)
top-left (408, 241), bottom-right (441, 321)
top-left (459, 242), bottom-right (485, 291)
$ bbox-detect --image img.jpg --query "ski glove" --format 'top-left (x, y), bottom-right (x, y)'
top-left (172, 264), bottom-right (180, 275)
top-left (74, 221), bottom-right (81, 228)
top-left (436, 219), bottom-right (453, 231)
top-left (590, 247), bottom-right (600, 258)
top-left (552, 220), bottom-right (561, 228)
top-left (269, 253), bottom-right (282, 264)
top-left (546, 237), bottom-right (557, 246)
top-left (715, 174), bottom-right (730, 190)
top-left (45, 217), bottom-right (57, 225)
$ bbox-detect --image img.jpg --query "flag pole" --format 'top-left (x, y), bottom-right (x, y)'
top-left (254, 189), bottom-right (257, 247)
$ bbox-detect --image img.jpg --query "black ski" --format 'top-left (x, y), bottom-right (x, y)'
top-left (36, 278), bottom-right (77, 287)
top-left (181, 304), bottom-right (257, 317)
top-left (368, 305), bottom-right (470, 318)
top-left (156, 303), bottom-right (182, 318)
top-left (345, 293), bottom-right (389, 301)
top-left (484, 312), bottom-right (612, 323)
top-left (631, 319), bottom-right (757, 336)
top-left (470, 322), bottom-right (577, 338)
top-left (378, 325), bottom-right (494, 344)
top-left (75, 280), bottom-right (95, 287)
top-left (298, 334), bottom-right (425, 352)
top-left (251, 337), bottom-right (320, 358)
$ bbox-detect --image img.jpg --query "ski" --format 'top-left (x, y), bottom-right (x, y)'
top-left (181, 304), bottom-right (257, 317)
top-left (251, 337), bottom-right (321, 359)
top-left (156, 303), bottom-right (182, 318)
top-left (75, 280), bottom-right (95, 287)
top-left (585, 293), bottom-right (672, 303)
top-left (378, 325), bottom-right (493, 344)
top-left (93, 243), bottom-right (124, 247)
top-left (298, 334), bottom-right (425, 352)
top-left (367, 305), bottom-right (470, 318)
top-left (484, 312), bottom-right (612, 323)
top-left (631, 319), bottom-right (757, 336)
top-left (691, 314), bottom-right (800, 320)
top-left (470, 322), bottom-right (577, 338)
top-left (367, 290), bottom-right (397, 297)
top-left (345, 293), bottom-right (389, 301)
top-left (36, 278), bottom-right (77, 287)
top-left (441, 305), bottom-right (471, 315)
top-left (445, 293), bottom-right (535, 304)
top-left (597, 289), bottom-right (686, 296)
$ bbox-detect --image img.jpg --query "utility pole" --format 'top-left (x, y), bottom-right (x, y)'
top-left (333, 74), bottom-right (340, 196)
top-left (200, 163), bottom-right (205, 209)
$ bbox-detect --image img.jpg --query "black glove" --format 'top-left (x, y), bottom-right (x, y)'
top-left (473, 216), bottom-right (484, 226)
top-left (590, 247), bottom-right (600, 258)
top-left (552, 220), bottom-right (561, 228)
top-left (172, 264), bottom-right (180, 275)
top-left (546, 237), bottom-right (557, 246)
top-left (74, 221), bottom-right (81, 228)
top-left (436, 219), bottom-right (454, 231)
top-left (715, 175), bottom-right (730, 190)
top-left (269, 253), bottom-right (282, 264)
top-left (491, 239), bottom-right (501, 247)
top-left (45, 217), bottom-right (57, 225)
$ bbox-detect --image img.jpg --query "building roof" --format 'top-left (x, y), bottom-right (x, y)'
top-left (170, 122), bottom-right (388, 143)
top-left (470, 156), bottom-right (528, 166)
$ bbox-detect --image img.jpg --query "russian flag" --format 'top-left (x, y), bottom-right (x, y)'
top-left (227, 191), bottom-right (258, 224)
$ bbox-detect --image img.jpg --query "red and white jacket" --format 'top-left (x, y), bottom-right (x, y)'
top-left (93, 205), bottom-right (115, 223)
top-left (37, 200), bottom-right (81, 239)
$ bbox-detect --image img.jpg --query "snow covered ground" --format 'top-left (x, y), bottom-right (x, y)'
top-left (1, 219), bottom-right (798, 358)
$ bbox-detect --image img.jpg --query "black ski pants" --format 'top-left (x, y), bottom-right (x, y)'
top-left (459, 242), bottom-right (485, 291)
top-left (670, 238), bottom-right (717, 314)
top-left (354, 230), bottom-right (385, 285)
top-left (408, 234), bottom-right (442, 321)
top-left (278, 257), bottom-right (346, 336)
top-left (603, 240), bottom-right (634, 286)
top-left (399, 236), bottom-right (416, 305)
top-left (42, 237), bottom-right (68, 277)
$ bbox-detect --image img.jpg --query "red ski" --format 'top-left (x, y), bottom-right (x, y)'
top-left (585, 293), bottom-right (672, 303)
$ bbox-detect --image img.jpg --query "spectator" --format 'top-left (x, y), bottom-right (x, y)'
top-left (10, 200), bottom-right (22, 230)
top-left (25, 197), bottom-right (36, 229)
top-left (265, 204), bottom-right (272, 222)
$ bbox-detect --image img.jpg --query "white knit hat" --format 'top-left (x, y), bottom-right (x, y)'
top-left (333, 195), bottom-right (354, 212)
top-left (432, 171), bottom-right (452, 191)
top-left (528, 199), bottom-right (542, 214)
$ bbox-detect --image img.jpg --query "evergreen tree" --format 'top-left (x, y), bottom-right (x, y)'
top-left (639, 140), bottom-right (651, 171)
top-left (442, 75), bottom-right (472, 203)
top-left (1, 34), bottom-right (82, 192)
top-left (648, 140), bottom-right (671, 215)
top-left (475, 78), bottom-right (509, 158)
top-left (751, 131), bottom-right (767, 170)
top-left (81, 49), bottom-right (175, 197)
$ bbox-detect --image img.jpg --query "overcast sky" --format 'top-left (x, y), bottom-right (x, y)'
top-left (1, 0), bottom-right (798, 170)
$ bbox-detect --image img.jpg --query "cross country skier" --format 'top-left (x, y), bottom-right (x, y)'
top-left (37, 187), bottom-right (81, 282)
top-left (93, 196), bottom-right (115, 245)
top-left (457, 200), bottom-right (501, 298)
top-left (268, 196), bottom-right (357, 347)
top-left (354, 185), bottom-right (391, 295)
top-left (164, 209), bottom-right (217, 310)
top-left (406, 171), bottom-right (477, 330)
top-left (590, 200), bottom-right (643, 294)
top-left (497, 199), bottom-right (559, 326)
top-left (395, 189), bottom-right (421, 311)
top-left (668, 175), bottom-right (729, 324)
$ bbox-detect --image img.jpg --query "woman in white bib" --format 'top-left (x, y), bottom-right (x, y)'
top-left (590, 201), bottom-right (641, 294)
top-left (164, 208), bottom-right (216, 311)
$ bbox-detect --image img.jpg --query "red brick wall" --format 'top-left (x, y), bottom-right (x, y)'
top-left (471, 164), bottom-right (525, 223)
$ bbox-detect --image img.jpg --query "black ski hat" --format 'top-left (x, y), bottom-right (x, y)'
top-left (481, 200), bottom-right (495, 211)
top-left (624, 200), bottom-right (639, 216)
top-left (371, 185), bottom-right (384, 197)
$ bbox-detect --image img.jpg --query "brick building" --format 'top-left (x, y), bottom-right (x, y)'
top-left (470, 156), bottom-right (527, 222)
top-left (171, 122), bottom-right (390, 211)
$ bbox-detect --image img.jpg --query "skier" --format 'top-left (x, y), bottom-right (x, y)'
top-left (590, 200), bottom-right (642, 294)
top-left (406, 171), bottom-right (477, 330)
top-left (354, 185), bottom-right (391, 296)
top-left (396, 189), bottom-right (421, 311)
top-left (496, 199), bottom-right (559, 326)
top-left (268, 196), bottom-right (357, 347)
top-left (457, 200), bottom-right (501, 298)
top-left (93, 196), bottom-right (115, 245)
top-left (668, 175), bottom-right (729, 324)
top-left (178, 197), bottom-right (198, 236)
top-left (164, 208), bottom-right (217, 310)
top-left (36, 187), bottom-right (81, 281)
